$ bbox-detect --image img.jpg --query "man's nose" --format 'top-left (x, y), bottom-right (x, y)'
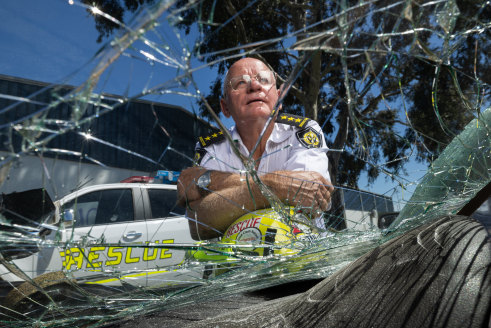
top-left (248, 78), bottom-right (262, 92)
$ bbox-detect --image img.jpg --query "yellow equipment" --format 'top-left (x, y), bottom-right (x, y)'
top-left (189, 207), bottom-right (315, 263)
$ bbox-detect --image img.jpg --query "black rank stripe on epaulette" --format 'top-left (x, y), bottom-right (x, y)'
top-left (275, 113), bottom-right (311, 128)
top-left (198, 130), bottom-right (225, 147)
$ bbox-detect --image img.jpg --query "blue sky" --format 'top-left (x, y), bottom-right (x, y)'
top-left (0, 0), bottom-right (223, 117)
top-left (0, 0), bottom-right (428, 206)
top-left (0, 1), bottom-right (100, 84)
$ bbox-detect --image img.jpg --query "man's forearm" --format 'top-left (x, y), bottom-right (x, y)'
top-left (178, 168), bottom-right (247, 207)
top-left (188, 179), bottom-right (270, 235)
top-left (184, 170), bottom-right (333, 239)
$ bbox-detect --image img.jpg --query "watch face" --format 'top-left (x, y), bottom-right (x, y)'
top-left (197, 171), bottom-right (211, 189)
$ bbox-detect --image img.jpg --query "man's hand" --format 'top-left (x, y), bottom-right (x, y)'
top-left (177, 168), bottom-right (333, 239)
top-left (177, 167), bottom-right (208, 206)
top-left (265, 171), bottom-right (334, 214)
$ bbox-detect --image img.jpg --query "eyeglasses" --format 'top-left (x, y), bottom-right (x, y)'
top-left (228, 70), bottom-right (275, 91)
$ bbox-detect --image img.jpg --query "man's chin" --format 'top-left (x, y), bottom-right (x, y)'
top-left (247, 103), bottom-right (273, 115)
top-left (236, 115), bottom-right (271, 126)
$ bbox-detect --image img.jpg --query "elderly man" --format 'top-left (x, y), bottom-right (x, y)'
top-left (177, 57), bottom-right (333, 240)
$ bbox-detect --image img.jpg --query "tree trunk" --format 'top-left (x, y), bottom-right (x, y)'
top-left (303, 51), bottom-right (322, 121)
top-left (329, 106), bottom-right (349, 187)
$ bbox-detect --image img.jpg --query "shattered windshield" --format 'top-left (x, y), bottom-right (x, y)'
top-left (0, 0), bottom-right (489, 326)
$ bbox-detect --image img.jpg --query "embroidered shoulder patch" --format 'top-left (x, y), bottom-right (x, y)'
top-left (193, 147), bottom-right (207, 166)
top-left (275, 113), bottom-right (310, 128)
top-left (198, 130), bottom-right (225, 147)
top-left (296, 127), bottom-right (322, 149)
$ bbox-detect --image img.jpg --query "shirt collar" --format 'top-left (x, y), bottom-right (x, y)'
top-left (230, 122), bottom-right (292, 148)
top-left (229, 125), bottom-right (249, 155)
top-left (269, 122), bottom-right (293, 143)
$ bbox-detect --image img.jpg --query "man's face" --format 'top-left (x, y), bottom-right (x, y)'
top-left (220, 58), bottom-right (280, 126)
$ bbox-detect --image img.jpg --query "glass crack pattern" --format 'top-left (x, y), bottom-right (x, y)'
top-left (0, 0), bottom-right (489, 326)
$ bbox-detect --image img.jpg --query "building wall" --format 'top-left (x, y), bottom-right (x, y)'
top-left (0, 151), bottom-right (149, 199)
top-left (339, 188), bottom-right (394, 231)
top-left (0, 74), bottom-right (215, 172)
top-left (0, 75), bottom-right (216, 199)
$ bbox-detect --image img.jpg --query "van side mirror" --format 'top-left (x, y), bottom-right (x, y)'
top-left (63, 209), bottom-right (74, 222)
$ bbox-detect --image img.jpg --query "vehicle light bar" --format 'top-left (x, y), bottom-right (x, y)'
top-left (155, 170), bottom-right (180, 184)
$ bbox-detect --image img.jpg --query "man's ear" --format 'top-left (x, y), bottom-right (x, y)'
top-left (220, 98), bottom-right (231, 118)
top-left (276, 84), bottom-right (284, 111)
top-left (278, 83), bottom-right (286, 98)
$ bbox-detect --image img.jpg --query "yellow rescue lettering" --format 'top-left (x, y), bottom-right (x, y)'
top-left (60, 250), bottom-right (66, 267)
top-left (143, 242), bottom-right (158, 261)
top-left (64, 247), bottom-right (84, 270)
top-left (159, 239), bottom-right (174, 259)
top-left (125, 247), bottom-right (140, 264)
top-left (87, 247), bottom-right (105, 269)
top-left (105, 247), bottom-right (123, 266)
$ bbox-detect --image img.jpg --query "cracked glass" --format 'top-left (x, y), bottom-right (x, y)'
top-left (0, 0), bottom-right (489, 326)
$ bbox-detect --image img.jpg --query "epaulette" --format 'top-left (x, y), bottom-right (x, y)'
top-left (275, 113), bottom-right (311, 128)
top-left (198, 130), bottom-right (225, 147)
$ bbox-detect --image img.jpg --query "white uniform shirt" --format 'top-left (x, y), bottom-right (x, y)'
top-left (195, 116), bottom-right (331, 231)
top-left (197, 119), bottom-right (330, 181)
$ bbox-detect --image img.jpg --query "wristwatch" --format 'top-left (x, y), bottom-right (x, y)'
top-left (197, 170), bottom-right (211, 190)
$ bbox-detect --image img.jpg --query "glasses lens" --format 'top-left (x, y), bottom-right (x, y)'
top-left (229, 71), bottom-right (275, 90)
top-left (230, 75), bottom-right (251, 90)
top-left (255, 71), bottom-right (274, 86)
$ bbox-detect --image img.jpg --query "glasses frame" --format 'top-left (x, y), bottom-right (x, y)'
top-left (225, 70), bottom-right (276, 94)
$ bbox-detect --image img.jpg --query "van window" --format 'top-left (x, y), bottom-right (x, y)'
top-left (62, 189), bottom-right (134, 227)
top-left (147, 189), bottom-right (185, 218)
